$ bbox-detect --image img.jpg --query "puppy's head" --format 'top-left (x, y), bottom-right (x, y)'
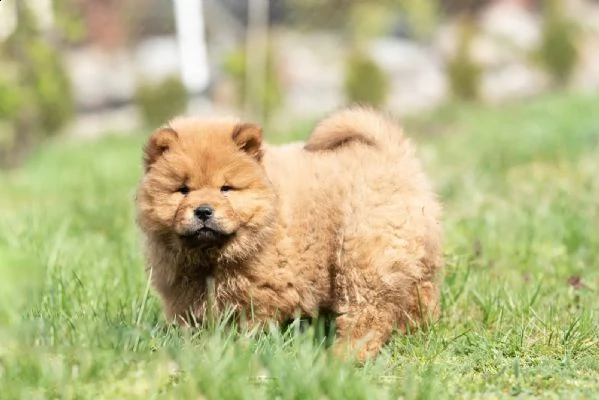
top-left (136, 117), bottom-right (276, 261)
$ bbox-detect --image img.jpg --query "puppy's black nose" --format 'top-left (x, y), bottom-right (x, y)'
top-left (194, 206), bottom-right (214, 221)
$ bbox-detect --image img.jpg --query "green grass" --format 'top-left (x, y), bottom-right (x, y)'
top-left (1, 93), bottom-right (598, 399)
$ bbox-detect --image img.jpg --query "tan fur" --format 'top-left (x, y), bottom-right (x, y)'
top-left (136, 107), bottom-right (443, 361)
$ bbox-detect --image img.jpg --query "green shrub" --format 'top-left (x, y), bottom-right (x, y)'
top-left (27, 41), bottom-right (75, 133)
top-left (537, 0), bottom-right (578, 86)
top-left (135, 76), bottom-right (188, 128)
top-left (222, 42), bottom-right (283, 123)
top-left (447, 17), bottom-right (482, 101)
top-left (0, 2), bottom-right (75, 168)
top-left (344, 49), bottom-right (389, 108)
top-left (0, 71), bottom-right (22, 120)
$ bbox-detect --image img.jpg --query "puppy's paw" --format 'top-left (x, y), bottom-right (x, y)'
top-left (332, 331), bottom-right (384, 364)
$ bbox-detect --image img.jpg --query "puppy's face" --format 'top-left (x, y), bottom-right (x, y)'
top-left (136, 117), bottom-right (276, 258)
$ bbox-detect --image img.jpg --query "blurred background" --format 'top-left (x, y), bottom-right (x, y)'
top-left (1, 0), bottom-right (599, 167)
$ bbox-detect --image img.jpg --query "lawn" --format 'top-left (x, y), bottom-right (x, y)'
top-left (0, 93), bottom-right (598, 399)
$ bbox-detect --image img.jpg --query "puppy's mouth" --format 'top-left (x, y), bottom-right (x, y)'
top-left (179, 225), bottom-right (233, 247)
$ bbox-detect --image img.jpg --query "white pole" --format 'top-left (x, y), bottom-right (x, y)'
top-left (173, 0), bottom-right (210, 93)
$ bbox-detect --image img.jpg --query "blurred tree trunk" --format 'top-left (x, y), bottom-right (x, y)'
top-left (439, 0), bottom-right (492, 15)
top-left (245, 0), bottom-right (270, 122)
top-left (440, 0), bottom-right (539, 15)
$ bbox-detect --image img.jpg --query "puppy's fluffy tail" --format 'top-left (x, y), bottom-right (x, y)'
top-left (304, 107), bottom-right (405, 152)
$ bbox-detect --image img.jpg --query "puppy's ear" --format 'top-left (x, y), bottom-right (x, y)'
top-left (232, 123), bottom-right (263, 161)
top-left (143, 127), bottom-right (178, 172)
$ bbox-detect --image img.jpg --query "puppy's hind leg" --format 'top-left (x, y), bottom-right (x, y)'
top-left (333, 302), bottom-right (395, 362)
top-left (332, 272), bottom-right (440, 362)
top-left (330, 267), bottom-right (401, 362)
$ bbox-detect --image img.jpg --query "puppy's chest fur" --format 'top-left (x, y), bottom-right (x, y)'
top-left (154, 234), bottom-right (335, 325)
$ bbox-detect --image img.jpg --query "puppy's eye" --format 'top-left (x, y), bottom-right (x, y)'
top-left (220, 185), bottom-right (233, 193)
top-left (178, 186), bottom-right (190, 195)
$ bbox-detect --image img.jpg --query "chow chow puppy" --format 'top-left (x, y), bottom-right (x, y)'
top-left (136, 107), bottom-right (443, 361)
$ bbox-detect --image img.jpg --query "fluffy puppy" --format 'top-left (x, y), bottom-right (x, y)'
top-left (136, 108), bottom-right (443, 361)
